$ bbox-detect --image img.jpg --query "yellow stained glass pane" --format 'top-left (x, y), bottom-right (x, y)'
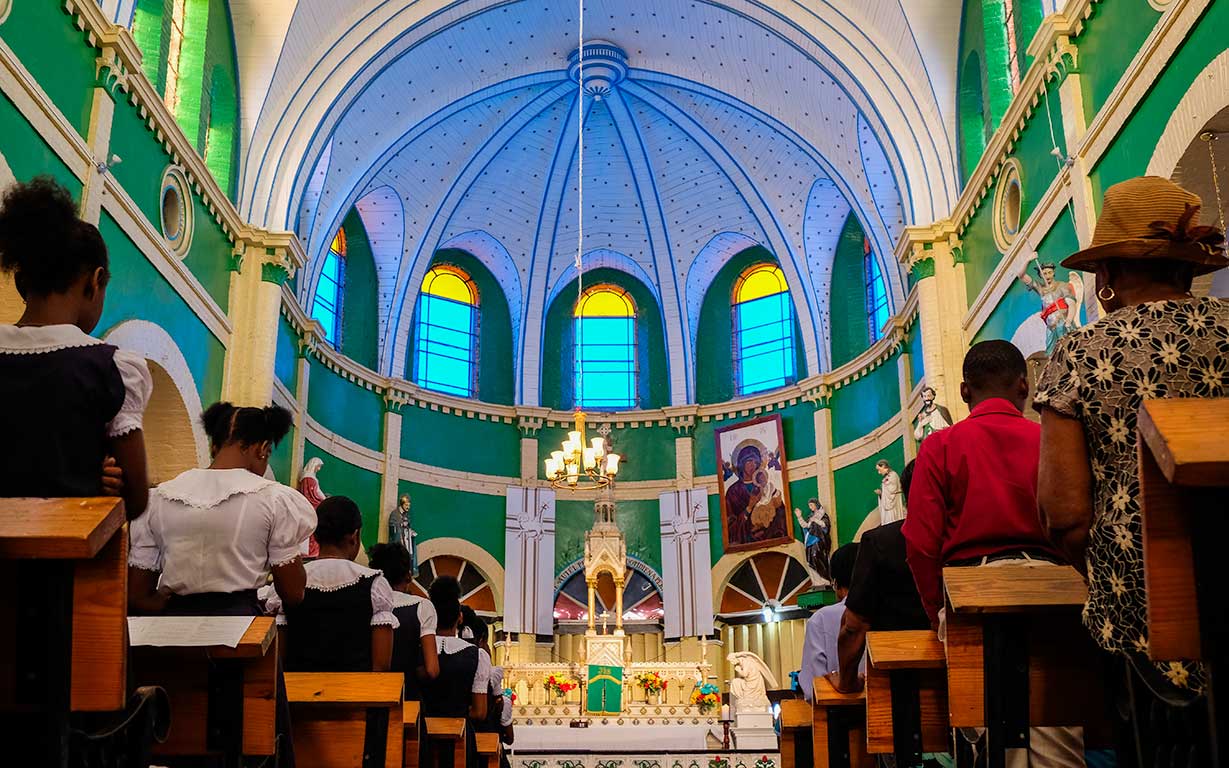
top-left (330, 228), bottom-right (347, 256)
top-left (575, 286), bottom-right (634, 317)
top-left (422, 266), bottom-right (476, 305)
top-left (735, 264), bottom-right (786, 303)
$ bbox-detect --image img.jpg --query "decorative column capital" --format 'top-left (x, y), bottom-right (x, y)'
top-left (802, 383), bottom-right (832, 410)
top-left (895, 220), bottom-right (960, 273)
top-left (516, 407), bottom-right (549, 437)
top-left (384, 388), bottom-right (411, 414)
top-left (663, 406), bottom-right (698, 436)
top-left (92, 26), bottom-right (141, 97)
top-left (296, 320), bottom-right (325, 359)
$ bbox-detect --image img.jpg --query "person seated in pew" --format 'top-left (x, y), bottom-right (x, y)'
top-left (368, 542), bottom-right (440, 697)
top-left (425, 576), bottom-right (490, 723)
top-left (799, 542), bottom-right (860, 701)
top-left (0, 176), bottom-right (151, 518)
top-left (903, 340), bottom-right (1066, 631)
top-left (264, 495), bottom-right (398, 672)
top-left (1035, 176), bottom-right (1226, 765)
top-left (904, 340), bottom-right (1083, 767)
top-left (461, 606), bottom-right (513, 763)
top-left (128, 402), bottom-right (313, 616)
top-left (830, 460), bottom-right (930, 694)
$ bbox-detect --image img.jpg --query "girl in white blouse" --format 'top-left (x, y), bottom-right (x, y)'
top-left (128, 403), bottom-right (315, 615)
top-left (263, 495), bottom-right (399, 672)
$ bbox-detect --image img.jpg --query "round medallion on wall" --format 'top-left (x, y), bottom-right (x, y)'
top-left (0, 0), bottom-right (10, 25)
top-left (992, 158), bottom-right (1024, 253)
top-left (159, 165), bottom-right (194, 258)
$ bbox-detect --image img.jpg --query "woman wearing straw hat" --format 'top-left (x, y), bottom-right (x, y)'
top-left (1033, 176), bottom-right (1226, 764)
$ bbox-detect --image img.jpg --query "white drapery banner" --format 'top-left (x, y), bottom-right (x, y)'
top-left (504, 486), bottom-right (556, 636)
top-left (659, 489), bottom-right (714, 639)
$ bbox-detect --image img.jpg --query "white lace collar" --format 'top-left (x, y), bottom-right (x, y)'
top-left (154, 468), bottom-right (277, 509)
top-left (0, 324), bottom-right (104, 354)
top-left (305, 558), bottom-right (381, 592)
top-left (390, 590), bottom-right (426, 609)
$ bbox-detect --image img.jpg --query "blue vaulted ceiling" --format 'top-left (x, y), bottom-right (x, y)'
top-left (267, 1), bottom-right (957, 406)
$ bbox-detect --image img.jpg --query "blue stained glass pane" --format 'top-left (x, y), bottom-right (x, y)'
top-left (413, 294), bottom-right (477, 397)
top-left (310, 251), bottom-right (343, 343)
top-left (734, 291), bottom-right (794, 396)
top-left (575, 316), bottom-right (636, 409)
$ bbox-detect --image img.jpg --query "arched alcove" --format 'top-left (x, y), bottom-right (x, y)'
top-left (958, 52), bottom-right (988, 181)
top-left (415, 536), bottom-right (504, 614)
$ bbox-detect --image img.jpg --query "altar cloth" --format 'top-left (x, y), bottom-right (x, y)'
top-left (512, 723), bottom-right (718, 752)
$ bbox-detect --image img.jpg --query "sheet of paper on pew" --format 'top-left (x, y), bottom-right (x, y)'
top-left (127, 616), bottom-right (255, 648)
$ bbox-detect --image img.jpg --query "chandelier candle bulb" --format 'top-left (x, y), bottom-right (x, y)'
top-left (583, 447), bottom-right (597, 470)
top-left (591, 437), bottom-right (605, 455)
top-left (605, 454), bottom-right (620, 476)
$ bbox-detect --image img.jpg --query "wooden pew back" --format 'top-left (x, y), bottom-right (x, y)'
top-left (811, 677), bottom-right (873, 768)
top-left (285, 672), bottom-right (405, 768)
top-left (475, 731), bottom-right (502, 768)
top-left (778, 699), bottom-right (811, 768)
top-left (864, 631), bottom-right (949, 755)
top-left (424, 716), bottom-right (468, 768)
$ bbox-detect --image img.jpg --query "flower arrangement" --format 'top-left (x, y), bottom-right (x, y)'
top-left (634, 672), bottom-right (669, 696)
top-left (504, 688), bottom-right (517, 704)
top-left (544, 674), bottom-right (578, 698)
top-left (690, 683), bottom-right (721, 714)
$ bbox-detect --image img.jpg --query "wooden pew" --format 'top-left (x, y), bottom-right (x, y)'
top-left (474, 731), bottom-right (503, 768)
top-left (1138, 397), bottom-right (1229, 763)
top-left (403, 699), bottom-right (421, 768)
top-left (943, 563), bottom-right (1111, 762)
top-left (129, 616), bottom-right (279, 764)
top-left (0, 497), bottom-right (128, 765)
top-left (864, 631), bottom-right (949, 765)
top-left (779, 698), bottom-right (812, 768)
top-left (285, 672), bottom-right (405, 768)
top-left (811, 676), bottom-right (873, 768)
top-left (424, 716), bottom-right (468, 768)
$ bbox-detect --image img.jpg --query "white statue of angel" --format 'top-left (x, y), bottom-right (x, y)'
top-left (727, 651), bottom-right (777, 714)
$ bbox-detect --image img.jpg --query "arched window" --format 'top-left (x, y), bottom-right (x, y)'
top-left (1003, 0), bottom-right (1022, 92)
top-left (958, 53), bottom-right (988, 180)
top-left (864, 242), bottom-right (891, 342)
top-left (733, 264), bottom-right (795, 396)
top-left (163, 0), bottom-right (188, 112)
top-left (311, 229), bottom-right (345, 347)
top-left (574, 285), bottom-right (637, 409)
top-left (413, 265), bottom-right (480, 397)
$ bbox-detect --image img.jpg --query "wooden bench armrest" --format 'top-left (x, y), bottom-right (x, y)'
top-left (813, 676), bottom-right (865, 706)
top-left (403, 700), bottom-right (421, 727)
top-left (1138, 398), bottom-right (1229, 486)
top-left (425, 717), bottom-right (467, 740)
top-left (284, 672), bottom-right (404, 707)
top-left (943, 564), bottom-right (1087, 614)
top-left (778, 698), bottom-right (811, 728)
top-left (0, 497), bottom-right (125, 559)
top-left (475, 733), bottom-right (502, 754)
top-left (866, 631), bottom-right (944, 669)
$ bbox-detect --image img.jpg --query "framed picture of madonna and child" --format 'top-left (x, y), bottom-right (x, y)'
top-left (714, 414), bottom-right (793, 553)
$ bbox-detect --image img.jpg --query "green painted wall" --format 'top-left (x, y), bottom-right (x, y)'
top-left (905, 325), bottom-right (924, 392)
top-left (1, 1), bottom-right (96, 138)
top-left (275, 316), bottom-right (300, 393)
top-left (829, 352), bottom-right (901, 447)
top-left (269, 424), bottom-right (295, 486)
top-left (0, 93), bottom-right (80, 194)
top-left (542, 267), bottom-right (669, 410)
top-left (96, 213), bottom-right (226, 404)
top-left (401, 408), bottom-right (520, 478)
top-left (695, 247), bottom-right (807, 404)
top-left (832, 438), bottom-right (905, 547)
top-left (555, 498), bottom-right (661, 575)
top-left (413, 249), bottom-right (516, 405)
top-left (306, 360), bottom-right (385, 452)
top-left (1079, 0), bottom-right (1164, 119)
top-left (961, 192), bottom-right (998, 304)
top-left (340, 208), bottom-right (379, 371)
top-left (958, 51), bottom-right (989, 183)
top-left (828, 213), bottom-right (873, 369)
top-left (1090, 0), bottom-right (1228, 198)
top-left (304, 440), bottom-right (383, 549)
top-left (399, 481), bottom-right (506, 564)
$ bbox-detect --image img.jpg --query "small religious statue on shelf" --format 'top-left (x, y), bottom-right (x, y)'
top-left (793, 498), bottom-right (832, 584)
top-left (1018, 261), bottom-right (1083, 355)
top-left (913, 385), bottom-right (953, 443)
top-left (727, 652), bottom-right (776, 714)
top-left (874, 460), bottom-right (904, 526)
top-left (598, 609), bottom-right (610, 635)
top-left (388, 494), bottom-right (418, 576)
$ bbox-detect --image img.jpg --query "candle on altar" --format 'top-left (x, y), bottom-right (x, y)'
top-left (720, 704), bottom-right (730, 720)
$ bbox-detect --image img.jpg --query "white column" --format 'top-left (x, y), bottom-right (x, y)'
top-left (900, 226), bottom-right (970, 423)
top-left (222, 243), bottom-right (302, 406)
top-left (806, 387), bottom-right (837, 544)
top-left (289, 324), bottom-right (318, 486)
top-left (377, 400), bottom-right (405, 542)
top-left (79, 85), bottom-right (115, 225)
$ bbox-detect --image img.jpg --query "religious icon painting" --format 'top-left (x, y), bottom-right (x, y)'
top-left (714, 414), bottom-right (793, 553)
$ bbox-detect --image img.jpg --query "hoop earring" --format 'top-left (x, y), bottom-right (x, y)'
top-left (1097, 286), bottom-right (1116, 302)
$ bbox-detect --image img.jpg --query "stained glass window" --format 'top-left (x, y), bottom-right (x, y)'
top-left (1003, 0), bottom-right (1021, 92)
top-left (574, 285), bottom-right (637, 410)
top-left (310, 229), bottom-right (345, 347)
top-left (733, 264), bottom-right (796, 396)
top-left (864, 242), bottom-right (891, 342)
top-left (163, 0), bottom-right (187, 112)
top-left (413, 265), bottom-right (479, 398)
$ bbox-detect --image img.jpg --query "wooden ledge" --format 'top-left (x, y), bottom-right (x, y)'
top-left (944, 564), bottom-right (1086, 614)
top-left (475, 733), bottom-right (501, 754)
top-left (866, 631), bottom-right (944, 670)
top-left (0, 497), bottom-right (124, 559)
top-left (813, 676), bottom-right (865, 706)
top-left (779, 698), bottom-right (812, 728)
top-left (403, 700), bottom-right (421, 725)
top-left (425, 717), bottom-right (467, 740)
top-left (210, 617), bottom-right (277, 659)
top-left (284, 672), bottom-right (404, 706)
top-left (1138, 398), bottom-right (1229, 486)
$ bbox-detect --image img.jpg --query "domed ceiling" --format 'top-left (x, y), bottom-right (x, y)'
top-left (231, 0), bottom-right (962, 405)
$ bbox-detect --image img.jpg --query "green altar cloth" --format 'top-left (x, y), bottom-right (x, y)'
top-left (586, 664), bottom-right (623, 715)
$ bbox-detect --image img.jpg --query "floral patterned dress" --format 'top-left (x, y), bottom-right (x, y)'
top-left (1034, 296), bottom-right (1229, 693)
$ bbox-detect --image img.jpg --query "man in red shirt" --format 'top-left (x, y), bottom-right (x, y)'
top-left (903, 340), bottom-right (1079, 766)
top-left (903, 340), bottom-right (1064, 626)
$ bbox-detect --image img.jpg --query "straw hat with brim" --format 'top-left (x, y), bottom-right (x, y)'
top-left (1062, 176), bottom-right (1228, 276)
